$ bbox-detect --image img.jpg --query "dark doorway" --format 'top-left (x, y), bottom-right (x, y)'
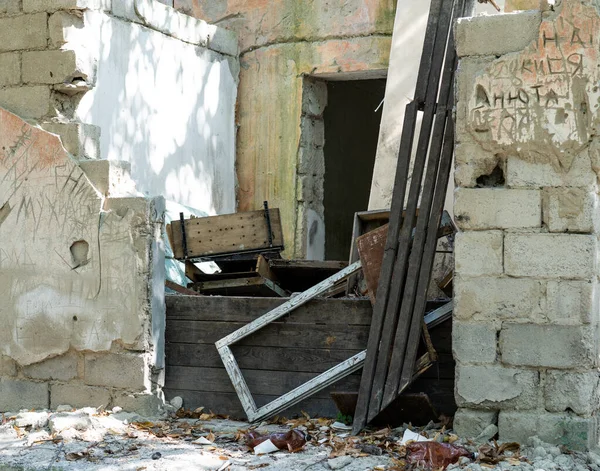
top-left (323, 79), bottom-right (386, 261)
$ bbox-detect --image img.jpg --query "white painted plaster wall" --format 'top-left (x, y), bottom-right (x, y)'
top-left (368, 0), bottom-right (506, 212)
top-left (76, 12), bottom-right (238, 216)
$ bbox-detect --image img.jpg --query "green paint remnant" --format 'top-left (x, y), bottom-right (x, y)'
top-left (375, 0), bottom-right (398, 34)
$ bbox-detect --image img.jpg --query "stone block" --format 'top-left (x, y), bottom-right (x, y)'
top-left (79, 160), bottom-right (137, 197)
top-left (545, 371), bottom-right (600, 416)
top-left (547, 281), bottom-right (597, 325)
top-left (49, 412), bottom-right (92, 433)
top-left (0, 379), bottom-right (48, 412)
top-left (504, 233), bottom-right (596, 279)
top-left (14, 411), bottom-right (49, 429)
top-left (23, 50), bottom-right (94, 85)
top-left (207, 23), bottom-right (239, 57)
top-left (454, 141), bottom-right (501, 188)
top-left (296, 175), bottom-right (314, 202)
top-left (84, 353), bottom-right (146, 391)
top-left (0, 53), bottom-right (20, 87)
top-left (50, 384), bottom-right (111, 409)
top-left (0, 14), bottom-right (47, 52)
top-left (454, 188), bottom-right (541, 230)
top-left (455, 364), bottom-right (540, 410)
top-left (302, 78), bottom-right (328, 117)
top-left (455, 231), bottom-right (503, 277)
top-left (499, 411), bottom-right (598, 451)
top-left (22, 353), bottom-right (79, 381)
top-left (49, 11), bottom-right (85, 48)
top-left (300, 117), bottom-right (325, 148)
top-left (0, 356), bottom-right (17, 377)
top-left (0, 0), bottom-right (20, 15)
top-left (542, 188), bottom-right (598, 234)
top-left (297, 145), bottom-right (325, 175)
top-left (454, 276), bottom-right (546, 321)
top-left (455, 11), bottom-right (541, 58)
top-left (452, 321), bottom-right (498, 364)
top-left (453, 409), bottom-right (498, 438)
top-left (112, 393), bottom-right (163, 417)
top-left (0, 86), bottom-right (50, 118)
top-left (506, 152), bottom-right (597, 189)
top-left (500, 323), bottom-right (596, 368)
top-left (41, 122), bottom-right (101, 160)
top-left (23, 0), bottom-right (101, 12)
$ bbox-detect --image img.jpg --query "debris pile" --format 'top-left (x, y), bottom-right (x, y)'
top-left (1, 406), bottom-right (599, 471)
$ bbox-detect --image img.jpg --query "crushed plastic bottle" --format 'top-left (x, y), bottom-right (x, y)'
top-left (407, 441), bottom-right (474, 469)
top-left (245, 429), bottom-right (309, 454)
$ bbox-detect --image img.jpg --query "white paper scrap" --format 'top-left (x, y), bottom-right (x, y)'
top-left (400, 429), bottom-right (430, 445)
top-left (254, 439), bottom-right (280, 455)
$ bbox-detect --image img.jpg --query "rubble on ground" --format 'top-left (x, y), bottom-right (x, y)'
top-left (0, 405), bottom-right (598, 471)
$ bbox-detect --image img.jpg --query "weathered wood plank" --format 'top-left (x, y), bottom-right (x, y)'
top-left (163, 390), bottom-right (341, 420)
top-left (165, 343), bottom-right (366, 373)
top-left (165, 296), bottom-right (373, 324)
top-left (169, 209), bottom-right (284, 259)
top-left (215, 261), bottom-right (362, 349)
top-left (193, 276), bottom-right (288, 297)
top-left (167, 321), bottom-right (369, 350)
top-left (165, 366), bottom-right (361, 398)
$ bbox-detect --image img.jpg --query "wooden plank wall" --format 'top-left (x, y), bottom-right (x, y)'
top-left (164, 295), bottom-right (455, 420)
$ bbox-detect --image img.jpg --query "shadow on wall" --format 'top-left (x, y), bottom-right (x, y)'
top-left (76, 12), bottom-right (238, 216)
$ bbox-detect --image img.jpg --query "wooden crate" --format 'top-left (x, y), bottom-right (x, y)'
top-left (168, 209), bottom-right (284, 260)
top-left (164, 296), bottom-right (456, 420)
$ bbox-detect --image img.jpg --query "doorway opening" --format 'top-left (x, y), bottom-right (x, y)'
top-left (323, 79), bottom-right (386, 261)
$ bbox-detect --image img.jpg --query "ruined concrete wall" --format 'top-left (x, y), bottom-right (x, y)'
top-left (0, 0), bottom-right (239, 215)
top-left (0, 0), bottom-right (237, 413)
top-left (453, 0), bottom-right (600, 450)
top-left (175, 0), bottom-right (395, 257)
top-left (0, 108), bottom-right (165, 414)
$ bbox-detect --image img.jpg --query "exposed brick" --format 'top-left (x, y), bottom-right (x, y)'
top-left (112, 393), bottom-right (163, 416)
top-left (546, 281), bottom-right (597, 325)
top-left (297, 145), bottom-right (325, 175)
top-left (452, 321), bottom-right (498, 364)
top-left (41, 122), bottom-right (101, 160)
top-left (49, 11), bottom-right (84, 48)
top-left (0, 379), bottom-right (48, 412)
top-left (454, 188), bottom-right (541, 230)
top-left (0, 0), bottom-right (20, 15)
top-left (506, 152), bottom-right (596, 189)
top-left (0, 85), bottom-right (50, 118)
top-left (84, 353), bottom-right (146, 391)
top-left (500, 323), bottom-right (596, 368)
top-left (23, 50), bottom-right (91, 85)
top-left (545, 371), bottom-right (600, 416)
top-left (499, 411), bottom-right (598, 451)
top-left (0, 52), bottom-right (20, 87)
top-left (454, 276), bottom-right (546, 321)
top-left (50, 384), bottom-right (110, 409)
top-left (23, 0), bottom-right (100, 12)
top-left (0, 356), bottom-right (17, 377)
top-left (455, 231), bottom-right (503, 277)
top-left (504, 233), bottom-right (597, 279)
top-left (300, 117), bottom-right (325, 148)
top-left (0, 14), bottom-right (47, 52)
top-left (22, 353), bottom-right (79, 381)
top-left (455, 364), bottom-right (539, 410)
top-left (543, 188), bottom-right (598, 234)
top-left (455, 11), bottom-right (541, 58)
top-left (453, 409), bottom-right (498, 439)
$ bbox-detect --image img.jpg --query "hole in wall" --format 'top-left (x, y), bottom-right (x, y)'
top-left (476, 164), bottom-right (505, 188)
top-left (70, 240), bottom-right (89, 266)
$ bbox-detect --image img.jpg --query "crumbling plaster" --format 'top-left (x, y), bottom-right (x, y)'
top-left (176, 0), bottom-right (395, 257)
top-left (0, 0), bottom-right (238, 413)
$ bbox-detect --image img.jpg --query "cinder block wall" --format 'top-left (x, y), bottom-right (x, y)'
top-left (452, 0), bottom-right (600, 450)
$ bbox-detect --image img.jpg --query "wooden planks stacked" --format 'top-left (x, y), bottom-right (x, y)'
top-left (164, 295), bottom-right (457, 420)
top-left (164, 296), bottom-right (371, 418)
top-left (352, 0), bottom-right (475, 434)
